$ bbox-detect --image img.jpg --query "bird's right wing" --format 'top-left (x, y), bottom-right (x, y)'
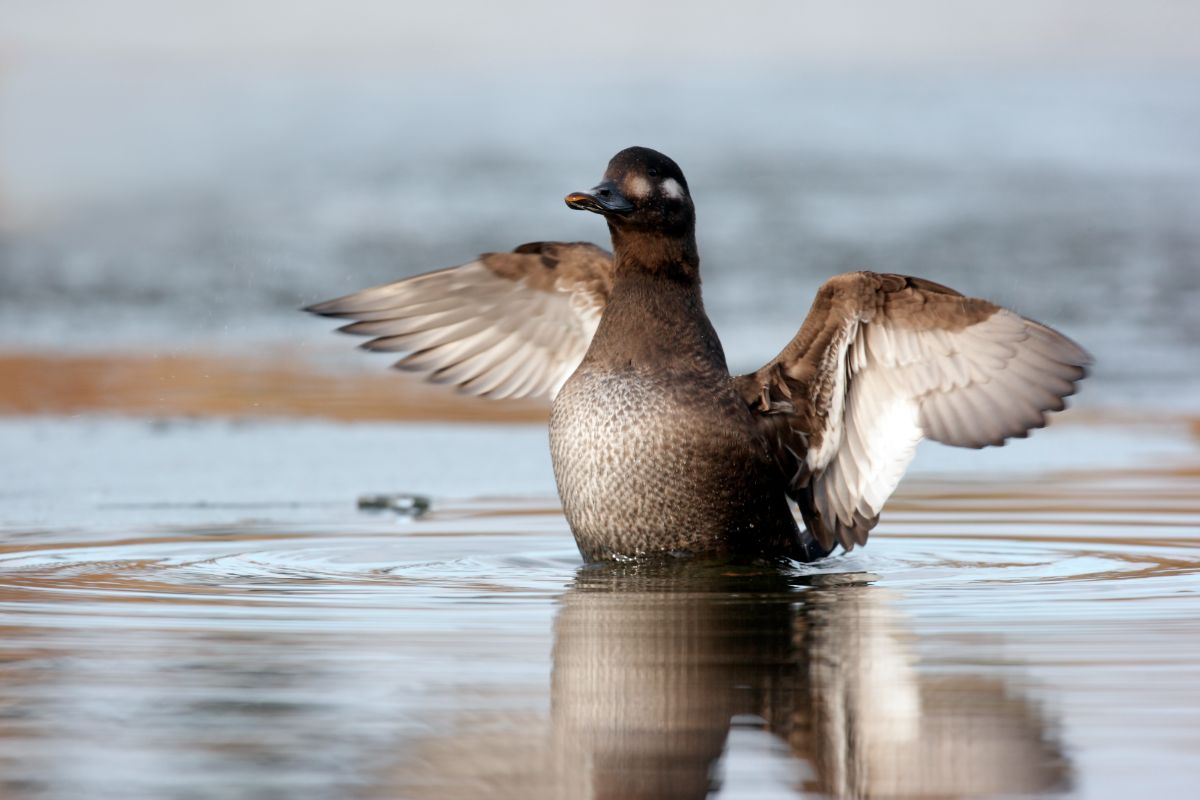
top-left (306, 241), bottom-right (613, 399)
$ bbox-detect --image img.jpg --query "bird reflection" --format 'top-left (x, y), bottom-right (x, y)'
top-left (548, 562), bottom-right (1070, 799)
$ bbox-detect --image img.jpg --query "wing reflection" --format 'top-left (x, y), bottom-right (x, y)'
top-left (549, 563), bottom-right (1071, 799)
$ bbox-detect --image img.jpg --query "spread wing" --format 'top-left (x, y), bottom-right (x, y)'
top-left (735, 272), bottom-right (1091, 554)
top-left (306, 241), bottom-right (613, 399)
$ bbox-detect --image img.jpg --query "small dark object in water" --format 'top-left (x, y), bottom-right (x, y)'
top-left (356, 493), bottom-right (431, 518)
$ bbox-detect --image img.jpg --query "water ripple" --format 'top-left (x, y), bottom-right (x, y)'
top-left (2, 467), bottom-right (1197, 620)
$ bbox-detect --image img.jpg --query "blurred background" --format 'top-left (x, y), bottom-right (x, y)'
top-left (2, 0), bottom-right (1198, 418)
top-left (3, 6), bottom-right (1200, 799)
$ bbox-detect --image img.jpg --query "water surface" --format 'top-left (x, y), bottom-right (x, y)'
top-left (1, 416), bottom-right (1197, 799)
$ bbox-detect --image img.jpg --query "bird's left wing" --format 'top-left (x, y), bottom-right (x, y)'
top-left (735, 272), bottom-right (1091, 554)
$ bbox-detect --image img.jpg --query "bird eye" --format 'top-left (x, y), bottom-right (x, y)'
top-left (647, 168), bottom-right (659, 178)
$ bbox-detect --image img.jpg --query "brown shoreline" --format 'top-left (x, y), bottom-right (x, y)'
top-left (1, 351), bottom-right (1196, 433)
top-left (0, 352), bottom-right (548, 423)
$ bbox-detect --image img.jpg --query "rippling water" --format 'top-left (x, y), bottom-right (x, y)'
top-left (2, 417), bottom-right (1198, 798)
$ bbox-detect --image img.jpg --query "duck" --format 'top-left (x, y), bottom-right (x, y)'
top-left (307, 146), bottom-right (1090, 563)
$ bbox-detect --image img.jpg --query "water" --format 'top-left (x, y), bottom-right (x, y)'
top-left (1, 417), bottom-right (1197, 799)
top-left (2, 64), bottom-right (1199, 796)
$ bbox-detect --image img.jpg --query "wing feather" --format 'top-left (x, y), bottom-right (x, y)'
top-left (737, 271), bottom-right (1090, 553)
top-left (306, 242), bottom-right (613, 400)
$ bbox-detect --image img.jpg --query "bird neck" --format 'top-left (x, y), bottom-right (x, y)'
top-left (585, 239), bottom-right (728, 375)
top-left (608, 223), bottom-right (700, 283)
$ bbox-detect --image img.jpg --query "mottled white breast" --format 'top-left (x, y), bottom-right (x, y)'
top-left (548, 366), bottom-right (778, 559)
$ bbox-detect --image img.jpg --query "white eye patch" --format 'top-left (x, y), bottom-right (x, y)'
top-left (625, 175), bottom-right (652, 198)
top-left (661, 178), bottom-right (684, 199)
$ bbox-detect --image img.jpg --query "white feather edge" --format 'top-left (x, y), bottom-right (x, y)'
top-left (807, 307), bottom-right (1085, 538)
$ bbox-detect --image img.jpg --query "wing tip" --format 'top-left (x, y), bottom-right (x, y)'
top-left (304, 294), bottom-right (381, 319)
top-left (829, 519), bottom-right (873, 553)
top-left (303, 298), bottom-right (342, 317)
top-left (360, 337), bottom-right (409, 353)
top-left (799, 495), bottom-right (879, 556)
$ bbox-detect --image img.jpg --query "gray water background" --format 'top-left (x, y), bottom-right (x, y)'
top-left (1, 68), bottom-right (1197, 409)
